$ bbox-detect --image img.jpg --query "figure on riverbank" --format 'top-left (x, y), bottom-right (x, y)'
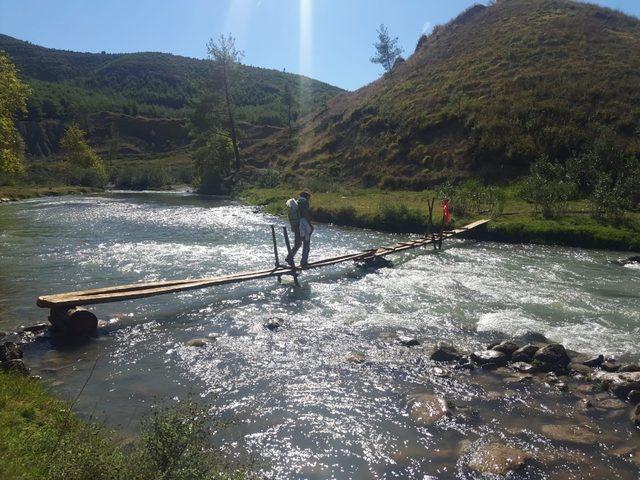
top-left (285, 191), bottom-right (314, 267)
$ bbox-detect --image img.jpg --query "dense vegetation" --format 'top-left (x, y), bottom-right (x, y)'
top-left (246, 0), bottom-right (640, 189)
top-left (0, 371), bottom-right (247, 479)
top-left (0, 33), bottom-right (342, 157)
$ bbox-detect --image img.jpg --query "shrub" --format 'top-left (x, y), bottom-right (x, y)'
top-left (376, 203), bottom-right (425, 232)
top-left (519, 155), bottom-right (576, 219)
top-left (254, 169), bottom-right (282, 188)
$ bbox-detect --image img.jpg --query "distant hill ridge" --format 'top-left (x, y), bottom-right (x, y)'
top-left (0, 33), bottom-right (342, 157)
top-left (245, 0), bottom-right (640, 188)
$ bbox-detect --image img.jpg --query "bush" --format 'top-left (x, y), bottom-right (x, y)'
top-left (437, 180), bottom-right (505, 219)
top-left (519, 156), bottom-right (576, 219)
top-left (376, 203), bottom-right (425, 232)
top-left (193, 134), bottom-right (234, 195)
top-left (254, 169), bottom-right (282, 188)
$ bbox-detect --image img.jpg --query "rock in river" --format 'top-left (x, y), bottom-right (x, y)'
top-left (398, 335), bottom-right (420, 347)
top-left (491, 341), bottom-right (519, 358)
top-left (185, 338), bottom-right (212, 348)
top-left (467, 442), bottom-right (531, 476)
top-left (430, 342), bottom-right (462, 362)
top-left (511, 344), bottom-right (539, 362)
top-left (264, 317), bottom-right (284, 331)
top-left (408, 393), bottom-right (449, 425)
top-left (471, 349), bottom-right (508, 367)
top-left (533, 343), bottom-right (570, 371)
top-left (592, 371), bottom-right (640, 398)
top-left (540, 424), bottom-right (600, 445)
top-left (631, 403), bottom-right (640, 427)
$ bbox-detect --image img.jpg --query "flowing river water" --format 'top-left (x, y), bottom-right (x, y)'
top-left (0, 192), bottom-right (639, 479)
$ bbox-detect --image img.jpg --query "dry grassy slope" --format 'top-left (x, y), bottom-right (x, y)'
top-left (246, 0), bottom-right (640, 188)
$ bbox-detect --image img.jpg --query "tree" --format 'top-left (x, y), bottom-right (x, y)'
top-left (282, 82), bottom-right (296, 131)
top-left (0, 51), bottom-right (31, 182)
top-left (193, 133), bottom-right (234, 194)
top-left (60, 123), bottom-right (108, 186)
top-left (206, 34), bottom-right (244, 172)
top-left (370, 24), bottom-right (403, 75)
top-left (520, 155), bottom-right (576, 219)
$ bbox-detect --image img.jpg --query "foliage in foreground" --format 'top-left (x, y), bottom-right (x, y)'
top-left (0, 50), bottom-right (31, 183)
top-left (0, 371), bottom-right (247, 480)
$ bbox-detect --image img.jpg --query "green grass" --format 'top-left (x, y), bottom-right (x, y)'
top-left (0, 185), bottom-right (101, 201)
top-left (242, 186), bottom-right (640, 251)
top-left (0, 371), bottom-right (249, 480)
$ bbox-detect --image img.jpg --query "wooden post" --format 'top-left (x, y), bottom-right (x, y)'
top-left (427, 197), bottom-right (438, 250)
top-left (270, 225), bottom-right (282, 283)
top-left (282, 226), bottom-right (300, 286)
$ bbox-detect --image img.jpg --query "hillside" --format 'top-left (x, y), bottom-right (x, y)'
top-left (246, 0), bottom-right (640, 189)
top-left (0, 34), bottom-right (343, 157)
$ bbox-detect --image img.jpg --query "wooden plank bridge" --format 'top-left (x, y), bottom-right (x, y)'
top-left (36, 219), bottom-right (489, 333)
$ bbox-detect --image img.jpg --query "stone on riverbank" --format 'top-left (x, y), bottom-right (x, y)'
top-left (619, 363), bottom-right (640, 373)
top-left (0, 342), bottom-right (22, 362)
top-left (570, 353), bottom-right (604, 368)
top-left (511, 361), bottom-right (536, 373)
top-left (20, 323), bottom-right (49, 334)
top-left (471, 349), bottom-right (508, 367)
top-left (408, 393), bottom-right (449, 425)
top-left (466, 442), bottom-right (531, 476)
top-left (511, 344), bottom-right (539, 362)
top-left (568, 362), bottom-right (594, 376)
top-left (1, 358), bottom-right (30, 375)
top-left (602, 360), bottom-right (621, 372)
top-left (430, 342), bottom-right (462, 362)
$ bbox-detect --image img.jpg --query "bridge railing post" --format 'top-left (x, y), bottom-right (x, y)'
top-left (270, 225), bottom-right (282, 283)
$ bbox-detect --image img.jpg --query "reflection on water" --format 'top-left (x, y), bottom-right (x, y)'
top-left (1, 192), bottom-right (639, 479)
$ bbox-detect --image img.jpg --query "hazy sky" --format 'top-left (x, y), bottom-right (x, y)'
top-left (1, 0), bottom-right (639, 90)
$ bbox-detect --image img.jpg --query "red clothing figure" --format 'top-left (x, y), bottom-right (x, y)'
top-left (441, 200), bottom-right (451, 225)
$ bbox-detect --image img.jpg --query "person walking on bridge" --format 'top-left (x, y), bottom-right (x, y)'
top-left (285, 191), bottom-right (314, 267)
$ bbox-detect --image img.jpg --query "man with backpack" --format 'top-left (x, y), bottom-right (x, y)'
top-left (285, 191), bottom-right (314, 267)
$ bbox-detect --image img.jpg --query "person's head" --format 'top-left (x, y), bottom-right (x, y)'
top-left (299, 191), bottom-right (311, 199)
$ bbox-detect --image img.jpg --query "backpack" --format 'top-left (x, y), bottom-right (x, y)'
top-left (286, 198), bottom-right (300, 223)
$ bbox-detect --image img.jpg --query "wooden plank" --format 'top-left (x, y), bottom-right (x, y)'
top-left (37, 219), bottom-right (489, 308)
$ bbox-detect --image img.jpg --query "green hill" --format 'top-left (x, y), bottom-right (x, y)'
top-left (246, 0), bottom-right (640, 189)
top-left (0, 34), bottom-right (343, 157)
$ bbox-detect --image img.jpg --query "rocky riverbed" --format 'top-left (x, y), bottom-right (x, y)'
top-left (5, 322), bottom-right (640, 479)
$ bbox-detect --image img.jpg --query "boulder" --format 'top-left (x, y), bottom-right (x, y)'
top-left (619, 364), bottom-right (640, 373)
top-left (568, 362), bottom-right (594, 376)
top-left (0, 342), bottom-right (22, 362)
top-left (631, 403), bottom-right (640, 427)
top-left (185, 338), bottom-right (211, 348)
top-left (628, 390), bottom-right (640, 403)
top-left (471, 349), bottom-right (508, 367)
top-left (20, 323), bottom-right (49, 334)
top-left (592, 371), bottom-right (640, 398)
top-left (491, 341), bottom-right (519, 358)
top-left (533, 344), bottom-right (570, 371)
top-left (511, 344), bottom-right (539, 362)
top-left (511, 361), bottom-right (536, 373)
top-left (408, 393), bottom-right (449, 425)
top-left (540, 424), bottom-right (600, 445)
top-left (264, 317), bottom-right (284, 331)
top-left (1, 359), bottom-right (30, 375)
top-left (602, 360), bottom-right (620, 372)
top-left (430, 342), bottom-right (462, 362)
top-left (346, 352), bottom-right (366, 364)
top-left (516, 331), bottom-right (549, 343)
top-left (467, 442), bottom-right (531, 476)
top-left (398, 335), bottom-right (420, 347)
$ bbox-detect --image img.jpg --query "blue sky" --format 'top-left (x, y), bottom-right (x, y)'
top-left (1, 0), bottom-right (639, 91)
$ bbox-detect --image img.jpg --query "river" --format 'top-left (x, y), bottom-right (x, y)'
top-left (1, 192), bottom-right (639, 479)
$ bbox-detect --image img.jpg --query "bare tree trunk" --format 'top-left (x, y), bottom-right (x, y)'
top-left (222, 61), bottom-right (241, 171)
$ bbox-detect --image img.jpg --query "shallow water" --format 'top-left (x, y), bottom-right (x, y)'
top-left (1, 192), bottom-right (639, 479)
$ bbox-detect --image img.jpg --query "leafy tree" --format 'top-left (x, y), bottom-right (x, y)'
top-left (282, 82), bottom-right (296, 131)
top-left (193, 133), bottom-right (234, 194)
top-left (60, 123), bottom-right (108, 186)
top-left (370, 24), bottom-right (403, 75)
top-left (0, 51), bottom-right (31, 182)
top-left (520, 155), bottom-right (576, 219)
top-left (206, 34), bottom-right (244, 172)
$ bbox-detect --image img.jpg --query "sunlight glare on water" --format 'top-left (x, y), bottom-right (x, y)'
top-left (1, 192), bottom-right (639, 479)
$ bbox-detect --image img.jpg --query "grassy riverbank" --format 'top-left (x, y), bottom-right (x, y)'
top-left (0, 371), bottom-right (246, 480)
top-left (242, 187), bottom-right (640, 252)
top-left (0, 185), bottom-right (101, 201)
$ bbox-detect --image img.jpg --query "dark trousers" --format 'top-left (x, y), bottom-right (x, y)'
top-left (287, 225), bottom-right (310, 265)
